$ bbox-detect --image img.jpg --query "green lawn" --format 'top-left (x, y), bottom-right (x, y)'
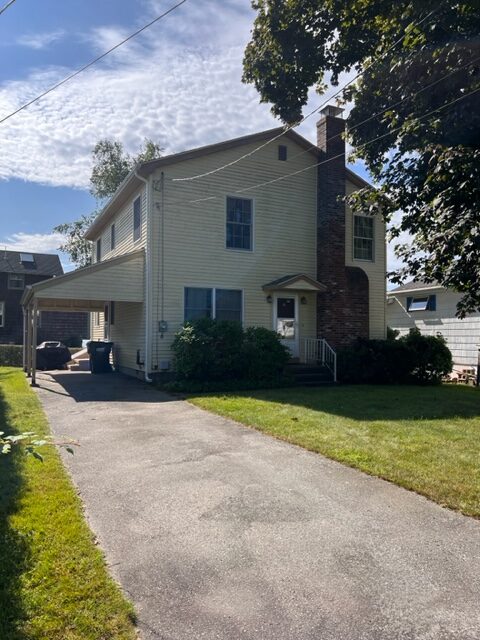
top-left (0, 368), bottom-right (137, 640)
top-left (190, 385), bottom-right (480, 518)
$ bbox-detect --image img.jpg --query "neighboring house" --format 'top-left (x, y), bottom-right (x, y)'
top-left (0, 250), bottom-right (88, 346)
top-left (22, 106), bottom-right (386, 382)
top-left (387, 281), bottom-right (480, 374)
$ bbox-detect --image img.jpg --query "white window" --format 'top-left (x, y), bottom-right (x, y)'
top-left (8, 273), bottom-right (25, 290)
top-left (353, 215), bottom-right (374, 261)
top-left (184, 287), bottom-right (242, 323)
top-left (407, 295), bottom-right (436, 312)
top-left (226, 197), bottom-right (253, 251)
top-left (0, 301), bottom-right (4, 327)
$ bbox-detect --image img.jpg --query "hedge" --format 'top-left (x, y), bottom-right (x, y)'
top-left (0, 345), bottom-right (23, 367)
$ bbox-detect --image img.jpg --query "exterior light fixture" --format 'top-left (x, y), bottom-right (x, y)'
top-left (300, 296), bottom-right (307, 305)
top-left (266, 295), bottom-right (273, 303)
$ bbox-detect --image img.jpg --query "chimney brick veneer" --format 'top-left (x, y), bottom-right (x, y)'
top-left (316, 111), bottom-right (369, 348)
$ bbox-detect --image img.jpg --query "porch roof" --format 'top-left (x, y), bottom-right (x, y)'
top-left (262, 274), bottom-right (327, 293)
top-left (21, 250), bottom-right (145, 312)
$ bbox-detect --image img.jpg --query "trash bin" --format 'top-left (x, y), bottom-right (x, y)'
top-left (86, 341), bottom-right (113, 374)
top-left (36, 341), bottom-right (72, 371)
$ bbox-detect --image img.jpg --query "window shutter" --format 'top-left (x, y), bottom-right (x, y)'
top-left (406, 296), bottom-right (412, 311)
top-left (428, 295), bottom-right (436, 311)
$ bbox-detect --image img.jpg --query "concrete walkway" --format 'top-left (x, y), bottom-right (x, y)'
top-left (35, 371), bottom-right (480, 640)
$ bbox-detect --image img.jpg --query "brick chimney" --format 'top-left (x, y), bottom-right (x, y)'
top-left (316, 105), bottom-right (369, 348)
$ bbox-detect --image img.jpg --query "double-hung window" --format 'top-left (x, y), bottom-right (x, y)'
top-left (8, 273), bottom-right (24, 290)
top-left (184, 287), bottom-right (242, 323)
top-left (0, 301), bottom-right (4, 327)
top-left (353, 215), bottom-right (374, 261)
top-left (96, 238), bottom-right (102, 262)
top-left (133, 197), bottom-right (141, 242)
top-left (226, 197), bottom-right (253, 251)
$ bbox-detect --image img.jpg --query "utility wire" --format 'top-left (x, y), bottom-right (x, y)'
top-left (173, 5), bottom-right (442, 182)
top-left (285, 53), bottom-right (480, 164)
top-left (185, 84), bottom-right (480, 203)
top-left (0, 0), bottom-right (17, 16)
top-left (0, 0), bottom-right (188, 125)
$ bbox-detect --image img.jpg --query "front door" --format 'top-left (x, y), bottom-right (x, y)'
top-left (274, 295), bottom-right (299, 358)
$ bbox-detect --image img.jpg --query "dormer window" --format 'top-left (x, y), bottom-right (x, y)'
top-left (407, 295), bottom-right (436, 312)
top-left (20, 253), bottom-right (34, 263)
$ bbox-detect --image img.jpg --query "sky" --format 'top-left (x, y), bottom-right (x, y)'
top-left (0, 0), bottom-right (400, 273)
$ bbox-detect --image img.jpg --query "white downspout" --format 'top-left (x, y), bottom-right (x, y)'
top-left (135, 169), bottom-right (153, 383)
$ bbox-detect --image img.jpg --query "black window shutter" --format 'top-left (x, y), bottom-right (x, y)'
top-left (406, 296), bottom-right (412, 311)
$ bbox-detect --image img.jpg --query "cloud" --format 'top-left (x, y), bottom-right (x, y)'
top-left (0, 232), bottom-right (65, 253)
top-left (17, 30), bottom-right (66, 50)
top-left (0, 0), bottom-right (355, 191)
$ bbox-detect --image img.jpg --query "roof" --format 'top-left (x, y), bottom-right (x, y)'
top-left (388, 280), bottom-right (443, 295)
top-left (263, 273), bottom-right (327, 292)
top-left (21, 249), bottom-right (144, 309)
top-left (0, 250), bottom-right (63, 276)
top-left (85, 126), bottom-right (371, 240)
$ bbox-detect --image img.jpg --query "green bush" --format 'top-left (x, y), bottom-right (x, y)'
top-left (338, 328), bottom-right (452, 385)
top-left (242, 326), bottom-right (290, 380)
top-left (171, 319), bottom-right (290, 383)
top-left (0, 345), bottom-right (23, 367)
top-left (402, 328), bottom-right (453, 384)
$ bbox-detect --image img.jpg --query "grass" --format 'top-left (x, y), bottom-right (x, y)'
top-left (0, 367), bottom-right (137, 640)
top-left (189, 385), bottom-right (480, 518)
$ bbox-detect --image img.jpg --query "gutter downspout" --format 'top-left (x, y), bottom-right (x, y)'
top-left (135, 169), bottom-right (153, 383)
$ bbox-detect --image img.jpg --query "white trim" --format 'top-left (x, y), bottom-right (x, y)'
top-left (352, 213), bottom-right (375, 262)
top-left (273, 293), bottom-right (299, 358)
top-left (225, 194), bottom-right (255, 253)
top-left (183, 285), bottom-right (244, 325)
top-left (387, 285), bottom-right (444, 296)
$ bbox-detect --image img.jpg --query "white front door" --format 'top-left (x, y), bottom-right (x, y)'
top-left (274, 295), bottom-right (299, 358)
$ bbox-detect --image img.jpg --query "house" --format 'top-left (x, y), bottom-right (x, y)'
top-left (387, 281), bottom-right (480, 375)
top-left (22, 106), bottom-right (386, 384)
top-left (0, 250), bottom-right (88, 346)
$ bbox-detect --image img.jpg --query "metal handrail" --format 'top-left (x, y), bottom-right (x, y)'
top-left (303, 337), bottom-right (337, 382)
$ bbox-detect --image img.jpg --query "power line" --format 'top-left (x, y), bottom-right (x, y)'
top-left (185, 84), bottom-right (480, 204)
top-left (285, 53), bottom-right (480, 164)
top-left (0, 0), bottom-right (188, 125)
top-left (0, 0), bottom-right (17, 17)
top-left (172, 6), bottom-right (443, 182)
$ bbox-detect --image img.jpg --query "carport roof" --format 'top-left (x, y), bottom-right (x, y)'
top-left (21, 249), bottom-right (144, 311)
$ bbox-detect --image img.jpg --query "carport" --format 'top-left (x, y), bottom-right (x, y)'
top-left (21, 250), bottom-right (145, 385)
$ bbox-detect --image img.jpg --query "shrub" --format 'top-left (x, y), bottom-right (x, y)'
top-left (242, 326), bottom-right (290, 380)
top-left (0, 345), bottom-right (23, 367)
top-left (171, 320), bottom-right (290, 384)
top-left (402, 328), bottom-right (453, 384)
top-left (338, 329), bottom-right (452, 385)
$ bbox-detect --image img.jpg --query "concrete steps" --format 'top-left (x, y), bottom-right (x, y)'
top-left (287, 363), bottom-right (335, 386)
top-left (68, 347), bottom-right (90, 371)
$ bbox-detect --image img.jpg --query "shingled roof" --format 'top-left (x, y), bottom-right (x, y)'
top-left (0, 250), bottom-right (63, 276)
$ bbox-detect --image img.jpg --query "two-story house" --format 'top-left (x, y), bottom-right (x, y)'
top-left (1, 250), bottom-right (88, 346)
top-left (22, 107), bottom-right (386, 383)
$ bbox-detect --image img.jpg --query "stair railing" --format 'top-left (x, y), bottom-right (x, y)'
top-left (303, 337), bottom-right (337, 382)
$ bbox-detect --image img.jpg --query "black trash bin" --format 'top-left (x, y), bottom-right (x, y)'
top-left (36, 341), bottom-right (72, 371)
top-left (87, 341), bottom-right (113, 374)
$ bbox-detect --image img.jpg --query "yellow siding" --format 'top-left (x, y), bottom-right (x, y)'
top-left (93, 186), bottom-right (147, 262)
top-left (345, 180), bottom-right (386, 339)
top-left (149, 138), bottom-right (319, 366)
top-left (32, 253), bottom-right (144, 303)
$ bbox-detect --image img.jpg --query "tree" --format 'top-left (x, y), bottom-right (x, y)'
top-left (55, 138), bottom-right (163, 267)
top-left (243, 1), bottom-right (480, 316)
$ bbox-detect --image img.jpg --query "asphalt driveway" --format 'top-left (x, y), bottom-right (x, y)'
top-left (35, 371), bottom-right (480, 640)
